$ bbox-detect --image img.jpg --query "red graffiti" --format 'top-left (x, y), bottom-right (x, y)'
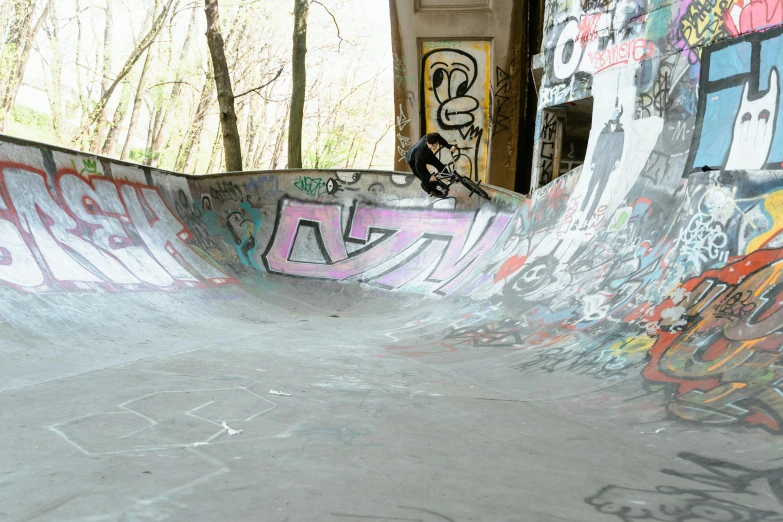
top-left (588, 38), bottom-right (656, 73)
top-left (725, 0), bottom-right (783, 36)
top-left (577, 13), bottom-right (602, 43)
top-left (643, 248), bottom-right (783, 432)
top-left (495, 255), bottom-right (528, 282)
top-left (0, 162), bottom-right (236, 293)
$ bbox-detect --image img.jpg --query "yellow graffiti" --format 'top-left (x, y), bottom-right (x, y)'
top-left (747, 190), bottom-right (783, 253)
top-left (609, 335), bottom-right (655, 358)
top-left (422, 40), bottom-right (492, 184)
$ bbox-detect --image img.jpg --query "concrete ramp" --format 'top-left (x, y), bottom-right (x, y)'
top-left (2, 134), bottom-right (783, 521)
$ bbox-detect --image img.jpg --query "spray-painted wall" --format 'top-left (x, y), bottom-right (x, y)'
top-left (0, 136), bottom-right (511, 298)
top-left (421, 40), bottom-right (493, 182)
top-left (390, 0), bottom-right (525, 189)
top-left (531, 0), bottom-right (783, 187)
top-left (8, 0), bottom-right (783, 439)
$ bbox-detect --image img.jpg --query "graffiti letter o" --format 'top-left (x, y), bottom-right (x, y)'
top-left (553, 19), bottom-right (583, 83)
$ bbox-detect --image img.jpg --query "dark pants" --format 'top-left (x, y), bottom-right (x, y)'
top-left (408, 161), bottom-right (441, 194)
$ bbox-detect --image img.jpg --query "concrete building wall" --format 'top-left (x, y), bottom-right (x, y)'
top-left (390, 0), bottom-right (526, 190)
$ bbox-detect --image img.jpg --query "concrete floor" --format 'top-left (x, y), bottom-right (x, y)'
top-left (2, 278), bottom-right (782, 522)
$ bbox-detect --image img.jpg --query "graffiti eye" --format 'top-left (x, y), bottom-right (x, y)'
top-left (433, 68), bottom-right (445, 88)
top-left (760, 109), bottom-right (771, 122)
top-left (456, 80), bottom-right (469, 97)
top-left (741, 112), bottom-right (752, 122)
top-left (326, 179), bottom-right (340, 195)
top-left (433, 68), bottom-right (449, 104)
top-left (451, 70), bottom-right (469, 98)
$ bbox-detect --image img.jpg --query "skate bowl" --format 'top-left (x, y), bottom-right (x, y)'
top-left (2, 125), bottom-right (783, 521)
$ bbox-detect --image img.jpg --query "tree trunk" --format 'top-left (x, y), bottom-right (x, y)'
top-left (91, 0), bottom-right (113, 153)
top-left (151, 5), bottom-right (197, 154)
top-left (177, 72), bottom-right (213, 172)
top-left (287, 0), bottom-right (308, 168)
top-left (71, 0), bottom-right (175, 145)
top-left (0, 0), bottom-right (53, 132)
top-left (102, 80), bottom-right (131, 155)
top-left (271, 103), bottom-right (290, 169)
top-left (121, 45), bottom-right (154, 160)
top-left (43, 3), bottom-right (63, 142)
top-left (145, 97), bottom-right (163, 165)
top-left (204, 0), bottom-right (242, 172)
top-left (206, 129), bottom-right (222, 173)
top-left (74, 0), bottom-right (89, 129)
top-left (0, 0), bottom-right (35, 115)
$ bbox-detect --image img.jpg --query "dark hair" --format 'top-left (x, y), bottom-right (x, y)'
top-left (425, 132), bottom-right (442, 144)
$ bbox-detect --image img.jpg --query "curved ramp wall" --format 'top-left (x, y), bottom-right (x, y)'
top-left (3, 100), bottom-right (783, 521)
top-left (2, 129), bottom-right (783, 435)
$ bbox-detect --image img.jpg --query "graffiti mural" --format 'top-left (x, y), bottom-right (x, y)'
top-left (493, 66), bottom-right (512, 136)
top-left (575, 100), bottom-right (625, 228)
top-left (262, 198), bottom-right (511, 295)
top-left (643, 247), bottom-right (783, 432)
top-left (540, 9), bottom-right (657, 108)
top-left (725, 0), bottom-right (783, 36)
top-left (690, 27), bottom-right (783, 172)
top-left (421, 40), bottom-right (491, 183)
top-left (201, 200), bottom-right (263, 269)
top-left (0, 162), bottom-right (234, 293)
top-left (539, 110), bottom-right (559, 185)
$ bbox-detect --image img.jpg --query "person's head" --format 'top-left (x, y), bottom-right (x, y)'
top-left (425, 133), bottom-right (442, 152)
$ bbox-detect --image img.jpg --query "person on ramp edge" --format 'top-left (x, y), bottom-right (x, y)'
top-left (406, 132), bottom-right (457, 196)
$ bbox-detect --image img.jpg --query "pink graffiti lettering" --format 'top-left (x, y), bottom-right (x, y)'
top-left (0, 162), bottom-right (235, 292)
top-left (725, 0), bottom-right (783, 36)
top-left (263, 199), bottom-right (512, 295)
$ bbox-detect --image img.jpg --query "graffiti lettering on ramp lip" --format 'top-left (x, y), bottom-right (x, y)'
top-left (0, 162), bottom-right (235, 293)
top-left (262, 198), bottom-right (512, 295)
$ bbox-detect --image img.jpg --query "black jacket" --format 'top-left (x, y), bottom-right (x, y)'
top-left (405, 135), bottom-right (454, 180)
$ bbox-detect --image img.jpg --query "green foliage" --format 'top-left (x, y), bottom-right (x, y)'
top-left (12, 104), bottom-right (51, 129)
top-left (129, 148), bottom-right (160, 164)
top-left (304, 126), bottom-right (354, 169)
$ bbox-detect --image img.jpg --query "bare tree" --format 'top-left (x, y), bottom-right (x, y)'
top-left (151, 5), bottom-right (197, 155)
top-left (41, 2), bottom-right (63, 141)
top-left (204, 0), bottom-right (242, 172)
top-left (121, 40), bottom-right (155, 160)
top-left (0, 0), bottom-right (53, 131)
top-left (71, 0), bottom-right (176, 145)
top-left (102, 79), bottom-right (131, 155)
top-left (4, 0), bottom-right (395, 171)
top-left (287, 0), bottom-right (308, 168)
top-left (90, 0), bottom-right (113, 153)
top-left (176, 71), bottom-right (213, 172)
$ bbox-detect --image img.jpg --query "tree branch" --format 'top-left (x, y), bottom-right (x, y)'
top-left (311, 0), bottom-right (344, 51)
top-left (234, 65), bottom-right (284, 99)
top-left (71, 0), bottom-right (177, 145)
top-left (146, 80), bottom-right (200, 93)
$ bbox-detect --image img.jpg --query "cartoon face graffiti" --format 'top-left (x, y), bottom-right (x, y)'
top-left (725, 67), bottom-right (780, 170)
top-left (423, 49), bottom-right (480, 129)
top-left (326, 178), bottom-right (342, 195)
